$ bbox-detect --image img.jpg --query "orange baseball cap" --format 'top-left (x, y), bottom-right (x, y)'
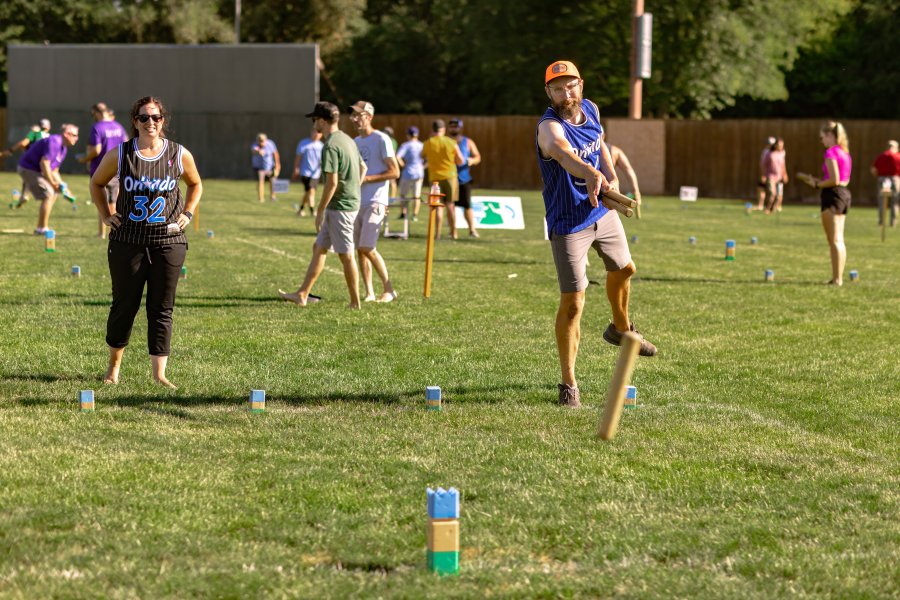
top-left (545, 60), bottom-right (581, 84)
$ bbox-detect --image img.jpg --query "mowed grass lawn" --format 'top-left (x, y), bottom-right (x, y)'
top-left (0, 172), bottom-right (897, 599)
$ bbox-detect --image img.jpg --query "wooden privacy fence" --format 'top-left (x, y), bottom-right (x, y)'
top-left (3, 106), bottom-right (897, 205)
top-left (378, 115), bottom-right (899, 205)
top-left (664, 119), bottom-right (900, 205)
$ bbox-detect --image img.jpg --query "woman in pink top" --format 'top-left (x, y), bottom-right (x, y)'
top-left (798, 121), bottom-right (852, 286)
top-left (764, 137), bottom-right (788, 213)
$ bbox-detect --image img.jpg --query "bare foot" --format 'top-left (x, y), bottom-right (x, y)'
top-left (103, 367), bottom-right (119, 384)
top-left (153, 377), bottom-right (177, 389)
top-left (279, 289), bottom-right (307, 305)
top-left (348, 302), bottom-right (360, 309)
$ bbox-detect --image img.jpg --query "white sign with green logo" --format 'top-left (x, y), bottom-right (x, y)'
top-left (454, 196), bottom-right (525, 229)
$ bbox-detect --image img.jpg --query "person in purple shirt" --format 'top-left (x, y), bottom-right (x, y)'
top-left (17, 124), bottom-right (80, 234)
top-left (78, 102), bottom-right (128, 238)
top-left (798, 121), bottom-right (853, 286)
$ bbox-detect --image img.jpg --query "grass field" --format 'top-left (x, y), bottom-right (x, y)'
top-left (0, 172), bottom-right (897, 599)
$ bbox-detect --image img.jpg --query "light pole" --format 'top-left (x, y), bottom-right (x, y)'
top-left (235, 0), bottom-right (241, 44)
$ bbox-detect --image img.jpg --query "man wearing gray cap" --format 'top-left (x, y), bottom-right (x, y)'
top-left (349, 100), bottom-right (399, 303)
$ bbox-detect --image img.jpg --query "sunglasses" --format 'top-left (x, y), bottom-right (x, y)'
top-left (136, 114), bottom-right (164, 123)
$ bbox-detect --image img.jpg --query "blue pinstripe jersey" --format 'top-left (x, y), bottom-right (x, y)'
top-left (536, 99), bottom-right (609, 235)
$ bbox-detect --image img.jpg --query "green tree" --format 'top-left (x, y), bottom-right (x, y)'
top-left (331, 0), bottom-right (855, 117)
top-left (778, 0), bottom-right (898, 118)
top-left (646, 0), bottom-right (855, 117)
top-left (224, 0), bottom-right (366, 55)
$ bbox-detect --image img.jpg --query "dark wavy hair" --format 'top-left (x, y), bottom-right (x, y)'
top-left (129, 96), bottom-right (170, 138)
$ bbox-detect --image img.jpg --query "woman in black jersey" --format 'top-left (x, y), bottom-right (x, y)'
top-left (90, 96), bottom-right (202, 389)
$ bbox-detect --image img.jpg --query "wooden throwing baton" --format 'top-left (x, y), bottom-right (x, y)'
top-left (602, 189), bottom-right (637, 218)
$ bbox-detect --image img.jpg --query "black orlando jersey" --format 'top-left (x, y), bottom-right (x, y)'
top-left (111, 138), bottom-right (188, 246)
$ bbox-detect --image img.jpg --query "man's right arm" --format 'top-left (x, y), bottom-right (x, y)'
top-left (537, 119), bottom-right (608, 207)
top-left (80, 143), bottom-right (102, 163)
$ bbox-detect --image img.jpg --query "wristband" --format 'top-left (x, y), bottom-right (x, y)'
top-left (182, 211), bottom-right (193, 220)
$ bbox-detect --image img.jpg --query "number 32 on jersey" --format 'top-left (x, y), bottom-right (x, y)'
top-left (129, 195), bottom-right (167, 223)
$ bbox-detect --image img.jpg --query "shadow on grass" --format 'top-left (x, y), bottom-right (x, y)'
top-left (606, 276), bottom-right (828, 286)
top-left (390, 256), bottom-right (544, 266)
top-left (32, 294), bottom-right (280, 308)
top-left (2, 372), bottom-right (85, 383)
top-left (6, 382), bottom-right (537, 408)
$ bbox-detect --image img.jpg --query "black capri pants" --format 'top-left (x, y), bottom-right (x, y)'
top-left (106, 240), bottom-right (187, 356)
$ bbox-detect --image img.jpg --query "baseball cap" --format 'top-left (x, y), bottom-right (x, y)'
top-left (766, 136), bottom-right (776, 145)
top-left (407, 126), bottom-right (419, 136)
top-left (39, 118), bottom-right (51, 130)
top-left (545, 60), bottom-right (580, 84)
top-left (348, 100), bottom-right (375, 116)
top-left (448, 118), bottom-right (463, 128)
top-left (305, 101), bottom-right (339, 121)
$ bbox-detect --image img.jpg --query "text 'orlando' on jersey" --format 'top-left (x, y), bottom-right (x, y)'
top-left (536, 98), bottom-right (610, 235)
top-left (111, 138), bottom-right (187, 246)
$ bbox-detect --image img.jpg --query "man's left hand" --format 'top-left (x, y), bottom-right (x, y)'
top-left (315, 210), bottom-right (325, 233)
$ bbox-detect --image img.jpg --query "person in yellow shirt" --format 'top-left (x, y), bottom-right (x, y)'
top-left (420, 119), bottom-right (464, 239)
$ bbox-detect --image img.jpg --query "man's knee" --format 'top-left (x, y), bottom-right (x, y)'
top-left (611, 262), bottom-right (636, 279)
top-left (559, 292), bottom-right (584, 320)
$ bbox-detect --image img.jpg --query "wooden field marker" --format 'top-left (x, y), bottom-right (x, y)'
top-left (598, 331), bottom-right (641, 440)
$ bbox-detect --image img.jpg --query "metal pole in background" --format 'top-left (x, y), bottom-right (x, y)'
top-left (235, 0), bottom-right (241, 44)
top-left (628, 0), bottom-right (644, 119)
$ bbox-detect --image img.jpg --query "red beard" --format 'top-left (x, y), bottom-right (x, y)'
top-left (553, 97), bottom-right (581, 120)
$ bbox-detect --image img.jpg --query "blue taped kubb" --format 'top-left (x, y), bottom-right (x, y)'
top-left (427, 487), bottom-right (460, 519)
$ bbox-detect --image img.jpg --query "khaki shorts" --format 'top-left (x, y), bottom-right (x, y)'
top-left (399, 177), bottom-right (423, 199)
top-left (315, 208), bottom-right (357, 254)
top-left (436, 178), bottom-right (458, 203)
top-left (354, 203), bottom-right (386, 249)
top-left (550, 211), bottom-right (632, 293)
top-left (18, 166), bottom-right (55, 202)
top-left (105, 177), bottom-right (120, 204)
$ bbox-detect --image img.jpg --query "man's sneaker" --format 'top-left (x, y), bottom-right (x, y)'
top-left (602, 323), bottom-right (658, 357)
top-left (558, 383), bottom-right (581, 408)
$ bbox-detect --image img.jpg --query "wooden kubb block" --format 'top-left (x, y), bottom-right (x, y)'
top-left (79, 390), bottom-right (95, 412)
top-left (426, 518), bottom-right (460, 553)
top-left (426, 549), bottom-right (459, 574)
top-left (249, 389), bottom-right (266, 412)
top-left (426, 386), bottom-right (442, 411)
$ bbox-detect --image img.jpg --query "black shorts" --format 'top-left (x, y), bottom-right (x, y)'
top-left (300, 176), bottom-right (318, 191)
top-left (821, 186), bottom-right (851, 214)
top-left (457, 181), bottom-right (472, 209)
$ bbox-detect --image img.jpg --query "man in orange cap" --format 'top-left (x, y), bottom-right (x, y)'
top-left (536, 60), bottom-right (657, 409)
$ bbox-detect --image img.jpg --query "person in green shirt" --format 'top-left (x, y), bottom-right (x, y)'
top-left (279, 102), bottom-right (366, 309)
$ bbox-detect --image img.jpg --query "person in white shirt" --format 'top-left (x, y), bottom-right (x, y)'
top-left (349, 100), bottom-right (399, 303)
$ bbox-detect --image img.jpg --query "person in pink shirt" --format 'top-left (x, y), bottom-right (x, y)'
top-left (798, 121), bottom-right (852, 286)
top-left (763, 137), bottom-right (788, 213)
